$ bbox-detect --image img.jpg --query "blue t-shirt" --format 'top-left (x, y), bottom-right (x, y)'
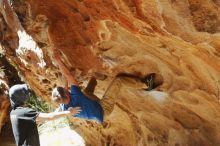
top-left (60, 85), bottom-right (103, 123)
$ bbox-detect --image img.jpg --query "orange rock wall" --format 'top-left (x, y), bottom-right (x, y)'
top-left (1, 0), bottom-right (220, 145)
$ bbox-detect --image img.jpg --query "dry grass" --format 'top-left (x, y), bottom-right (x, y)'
top-left (39, 118), bottom-right (85, 146)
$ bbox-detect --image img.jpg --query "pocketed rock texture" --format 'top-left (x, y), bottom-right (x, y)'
top-left (0, 60), bottom-right (9, 134)
top-left (1, 0), bottom-right (220, 145)
top-left (0, 56), bottom-right (22, 145)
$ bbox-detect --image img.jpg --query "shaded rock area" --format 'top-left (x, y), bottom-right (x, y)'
top-left (0, 55), bottom-right (22, 146)
top-left (0, 120), bottom-right (15, 146)
top-left (1, 0), bottom-right (220, 146)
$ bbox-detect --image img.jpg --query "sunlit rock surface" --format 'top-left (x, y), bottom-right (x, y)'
top-left (1, 0), bottom-right (220, 145)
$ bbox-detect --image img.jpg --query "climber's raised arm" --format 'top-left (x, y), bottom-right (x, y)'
top-left (52, 48), bottom-right (79, 87)
top-left (50, 48), bottom-right (104, 124)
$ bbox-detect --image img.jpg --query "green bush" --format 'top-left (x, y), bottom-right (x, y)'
top-left (24, 93), bottom-right (53, 113)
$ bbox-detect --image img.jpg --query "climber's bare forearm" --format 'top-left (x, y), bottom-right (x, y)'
top-left (56, 59), bottom-right (78, 85)
top-left (52, 49), bottom-right (78, 86)
top-left (36, 107), bottom-right (81, 123)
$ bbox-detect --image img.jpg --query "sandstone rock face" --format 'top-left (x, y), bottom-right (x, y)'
top-left (0, 63), bottom-right (9, 134)
top-left (1, 0), bottom-right (220, 145)
top-left (0, 56), bottom-right (22, 145)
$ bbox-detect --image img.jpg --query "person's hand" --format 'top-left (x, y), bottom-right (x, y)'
top-left (67, 107), bottom-right (81, 116)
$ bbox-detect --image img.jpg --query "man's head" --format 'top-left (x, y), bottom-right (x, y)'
top-left (9, 84), bottom-right (34, 109)
top-left (51, 87), bottom-right (70, 104)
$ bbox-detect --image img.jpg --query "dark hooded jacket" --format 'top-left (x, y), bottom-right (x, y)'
top-left (9, 84), bottom-right (40, 146)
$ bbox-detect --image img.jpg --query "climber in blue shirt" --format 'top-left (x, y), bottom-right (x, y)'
top-left (51, 49), bottom-right (104, 123)
top-left (52, 84), bottom-right (104, 123)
